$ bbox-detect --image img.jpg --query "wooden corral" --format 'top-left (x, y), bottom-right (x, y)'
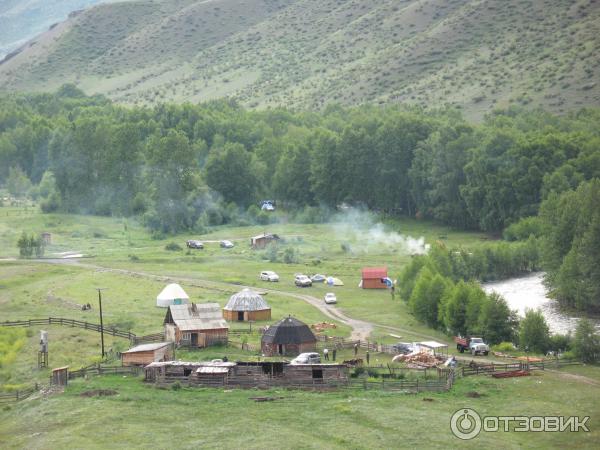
top-left (261, 316), bottom-right (317, 356)
top-left (121, 342), bottom-right (174, 366)
top-left (144, 360), bottom-right (349, 389)
top-left (164, 303), bottom-right (228, 348)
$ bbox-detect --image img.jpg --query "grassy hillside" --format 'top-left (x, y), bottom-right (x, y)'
top-left (1, 0), bottom-right (599, 118)
top-left (0, 1), bottom-right (121, 60)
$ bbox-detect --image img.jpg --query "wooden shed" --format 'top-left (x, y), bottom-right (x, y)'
top-left (164, 303), bottom-right (229, 348)
top-left (250, 233), bottom-right (280, 249)
top-left (261, 316), bottom-right (317, 356)
top-left (121, 342), bottom-right (174, 366)
top-left (223, 288), bottom-right (271, 322)
top-left (52, 366), bottom-right (69, 386)
top-left (361, 267), bottom-right (388, 289)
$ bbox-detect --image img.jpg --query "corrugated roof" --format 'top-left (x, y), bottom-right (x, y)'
top-left (196, 367), bottom-right (230, 374)
top-left (224, 288), bottom-right (270, 312)
top-left (261, 316), bottom-right (317, 345)
top-left (145, 360), bottom-right (237, 368)
top-left (361, 267), bottom-right (388, 279)
top-left (166, 303), bottom-right (229, 331)
top-left (123, 342), bottom-right (170, 353)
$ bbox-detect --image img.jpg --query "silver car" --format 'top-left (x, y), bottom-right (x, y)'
top-left (290, 352), bottom-right (321, 364)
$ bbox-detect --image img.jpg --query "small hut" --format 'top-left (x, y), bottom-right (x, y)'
top-left (223, 288), bottom-right (271, 322)
top-left (121, 342), bottom-right (174, 366)
top-left (41, 232), bottom-right (52, 245)
top-left (164, 303), bottom-right (229, 347)
top-left (250, 233), bottom-right (280, 249)
top-left (261, 316), bottom-right (317, 356)
top-left (156, 283), bottom-right (190, 308)
top-left (361, 267), bottom-right (388, 289)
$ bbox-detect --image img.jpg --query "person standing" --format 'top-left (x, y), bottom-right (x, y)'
top-left (332, 348), bottom-right (337, 362)
top-left (354, 343), bottom-right (358, 357)
top-left (323, 348), bottom-right (329, 361)
top-left (366, 350), bottom-right (370, 366)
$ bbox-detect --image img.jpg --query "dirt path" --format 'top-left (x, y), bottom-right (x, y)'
top-left (545, 369), bottom-right (600, 387)
top-left (39, 259), bottom-right (439, 342)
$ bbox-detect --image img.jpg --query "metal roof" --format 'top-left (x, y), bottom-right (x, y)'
top-left (224, 288), bottom-right (270, 312)
top-left (261, 316), bottom-right (317, 345)
top-left (196, 367), bottom-right (230, 374)
top-left (145, 360), bottom-right (237, 368)
top-left (361, 267), bottom-right (388, 279)
top-left (418, 341), bottom-right (448, 349)
top-left (165, 303), bottom-right (229, 331)
top-left (123, 342), bottom-right (171, 353)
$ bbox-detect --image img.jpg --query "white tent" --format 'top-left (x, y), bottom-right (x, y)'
top-left (156, 283), bottom-right (190, 308)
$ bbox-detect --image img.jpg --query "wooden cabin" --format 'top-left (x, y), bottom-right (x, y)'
top-left (261, 316), bottom-right (317, 356)
top-left (361, 267), bottom-right (388, 289)
top-left (250, 233), bottom-right (280, 249)
top-left (223, 288), bottom-right (271, 322)
top-left (164, 303), bottom-right (229, 348)
top-left (121, 342), bottom-right (174, 366)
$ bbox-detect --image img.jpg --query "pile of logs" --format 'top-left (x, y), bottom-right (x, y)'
top-left (393, 352), bottom-right (446, 369)
top-left (311, 322), bottom-right (337, 332)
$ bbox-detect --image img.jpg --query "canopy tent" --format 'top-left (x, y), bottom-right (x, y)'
top-left (326, 277), bottom-right (344, 286)
top-left (156, 283), bottom-right (190, 308)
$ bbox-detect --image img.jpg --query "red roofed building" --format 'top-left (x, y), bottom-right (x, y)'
top-left (361, 267), bottom-right (388, 289)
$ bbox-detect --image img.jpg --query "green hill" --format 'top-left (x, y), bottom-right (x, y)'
top-left (1, 0), bottom-right (599, 118)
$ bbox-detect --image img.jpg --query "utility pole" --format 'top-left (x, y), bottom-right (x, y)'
top-left (96, 288), bottom-right (107, 358)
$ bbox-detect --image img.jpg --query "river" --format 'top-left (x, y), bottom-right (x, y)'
top-left (482, 272), bottom-right (600, 335)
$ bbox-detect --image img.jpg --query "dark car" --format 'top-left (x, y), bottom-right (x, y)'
top-left (392, 343), bottom-right (414, 355)
top-left (186, 240), bottom-right (204, 249)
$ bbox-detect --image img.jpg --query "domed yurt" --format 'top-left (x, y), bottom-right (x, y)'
top-left (156, 283), bottom-right (190, 308)
top-left (261, 316), bottom-right (317, 356)
top-left (223, 288), bottom-right (271, 321)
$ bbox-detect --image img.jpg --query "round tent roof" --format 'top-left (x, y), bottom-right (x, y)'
top-left (224, 288), bottom-right (270, 312)
top-left (261, 316), bottom-right (316, 345)
top-left (156, 283), bottom-right (190, 308)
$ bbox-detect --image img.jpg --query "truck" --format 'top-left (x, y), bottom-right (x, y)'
top-left (454, 336), bottom-right (489, 355)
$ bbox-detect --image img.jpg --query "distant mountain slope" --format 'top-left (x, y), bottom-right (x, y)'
top-left (0, 0), bottom-right (120, 60)
top-left (1, 0), bottom-right (599, 118)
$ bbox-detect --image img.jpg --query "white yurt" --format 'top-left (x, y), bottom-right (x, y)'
top-left (156, 283), bottom-right (190, 308)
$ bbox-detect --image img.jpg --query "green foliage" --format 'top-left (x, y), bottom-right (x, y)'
top-left (0, 328), bottom-right (26, 370)
top-left (519, 309), bottom-right (550, 354)
top-left (164, 242), bottom-right (182, 251)
top-left (6, 166), bottom-right (31, 198)
top-left (503, 216), bottom-right (543, 241)
top-left (282, 246), bottom-right (299, 264)
top-left (408, 268), bottom-right (450, 328)
top-left (539, 180), bottom-right (600, 312)
top-left (572, 319), bottom-right (600, 363)
top-left (16, 231), bottom-right (44, 258)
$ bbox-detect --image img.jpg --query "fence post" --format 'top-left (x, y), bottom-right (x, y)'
top-left (16, 390), bottom-right (19, 401)
top-left (416, 379), bottom-right (419, 393)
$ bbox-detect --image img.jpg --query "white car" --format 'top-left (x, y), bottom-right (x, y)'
top-left (220, 240), bottom-right (234, 248)
top-left (260, 271), bottom-right (279, 282)
top-left (294, 274), bottom-right (312, 287)
top-left (324, 293), bottom-right (337, 304)
top-left (290, 352), bottom-right (321, 364)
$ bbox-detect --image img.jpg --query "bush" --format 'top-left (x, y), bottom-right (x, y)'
top-left (171, 381), bottom-right (181, 391)
top-left (493, 342), bottom-right (516, 352)
top-left (165, 242), bottom-right (182, 251)
top-left (503, 216), bottom-right (543, 241)
top-left (282, 246), bottom-right (299, 264)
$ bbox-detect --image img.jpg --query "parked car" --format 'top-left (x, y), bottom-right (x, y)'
top-left (290, 352), bottom-right (321, 364)
top-left (260, 271), bottom-right (279, 282)
top-left (454, 336), bottom-right (489, 355)
top-left (310, 274), bottom-right (326, 283)
top-left (294, 274), bottom-right (312, 287)
top-left (261, 200), bottom-right (275, 211)
top-left (220, 240), bottom-right (234, 248)
top-left (186, 240), bottom-right (204, 249)
top-left (324, 292), bottom-right (337, 304)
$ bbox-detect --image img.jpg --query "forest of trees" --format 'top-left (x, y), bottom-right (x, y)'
top-left (1, 86), bottom-right (599, 313)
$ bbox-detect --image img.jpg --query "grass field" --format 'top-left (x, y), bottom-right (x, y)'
top-left (1, 206), bottom-right (599, 448)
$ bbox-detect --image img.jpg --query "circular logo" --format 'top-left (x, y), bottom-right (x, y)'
top-left (450, 408), bottom-right (482, 440)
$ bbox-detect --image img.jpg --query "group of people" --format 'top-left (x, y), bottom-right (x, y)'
top-left (322, 347), bottom-right (337, 361)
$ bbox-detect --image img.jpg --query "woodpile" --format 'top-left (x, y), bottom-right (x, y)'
top-left (392, 352), bottom-right (446, 369)
top-left (311, 322), bottom-right (337, 332)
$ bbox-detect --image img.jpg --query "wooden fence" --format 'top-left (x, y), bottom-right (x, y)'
top-left (68, 365), bottom-right (141, 380)
top-left (0, 386), bottom-right (37, 404)
top-left (1, 317), bottom-right (137, 341)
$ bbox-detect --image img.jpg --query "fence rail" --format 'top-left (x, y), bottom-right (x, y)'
top-left (0, 386), bottom-right (36, 403)
top-left (0, 317), bottom-right (145, 342)
top-left (68, 365), bottom-right (141, 380)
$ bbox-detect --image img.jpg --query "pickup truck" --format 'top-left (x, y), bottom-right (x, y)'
top-left (454, 336), bottom-right (489, 355)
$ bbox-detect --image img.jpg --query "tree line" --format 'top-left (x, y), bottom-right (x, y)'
top-left (1, 86), bottom-right (600, 234)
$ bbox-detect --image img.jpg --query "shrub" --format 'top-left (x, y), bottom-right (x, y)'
top-left (493, 342), bottom-right (516, 352)
top-left (503, 216), bottom-right (543, 241)
top-left (165, 242), bottom-right (182, 251)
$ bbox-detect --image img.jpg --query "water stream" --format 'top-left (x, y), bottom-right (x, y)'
top-left (482, 272), bottom-right (600, 335)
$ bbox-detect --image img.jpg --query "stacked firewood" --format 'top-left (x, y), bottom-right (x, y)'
top-left (393, 352), bottom-right (445, 369)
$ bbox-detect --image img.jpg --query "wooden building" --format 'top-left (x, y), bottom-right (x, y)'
top-left (361, 267), bottom-right (388, 289)
top-left (144, 360), bottom-right (348, 389)
top-left (164, 303), bottom-right (229, 348)
top-left (41, 232), bottom-right (52, 245)
top-left (121, 342), bottom-right (174, 366)
top-left (250, 233), bottom-right (280, 249)
top-left (52, 366), bottom-right (69, 386)
top-left (261, 316), bottom-right (317, 356)
top-left (223, 288), bottom-right (271, 322)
